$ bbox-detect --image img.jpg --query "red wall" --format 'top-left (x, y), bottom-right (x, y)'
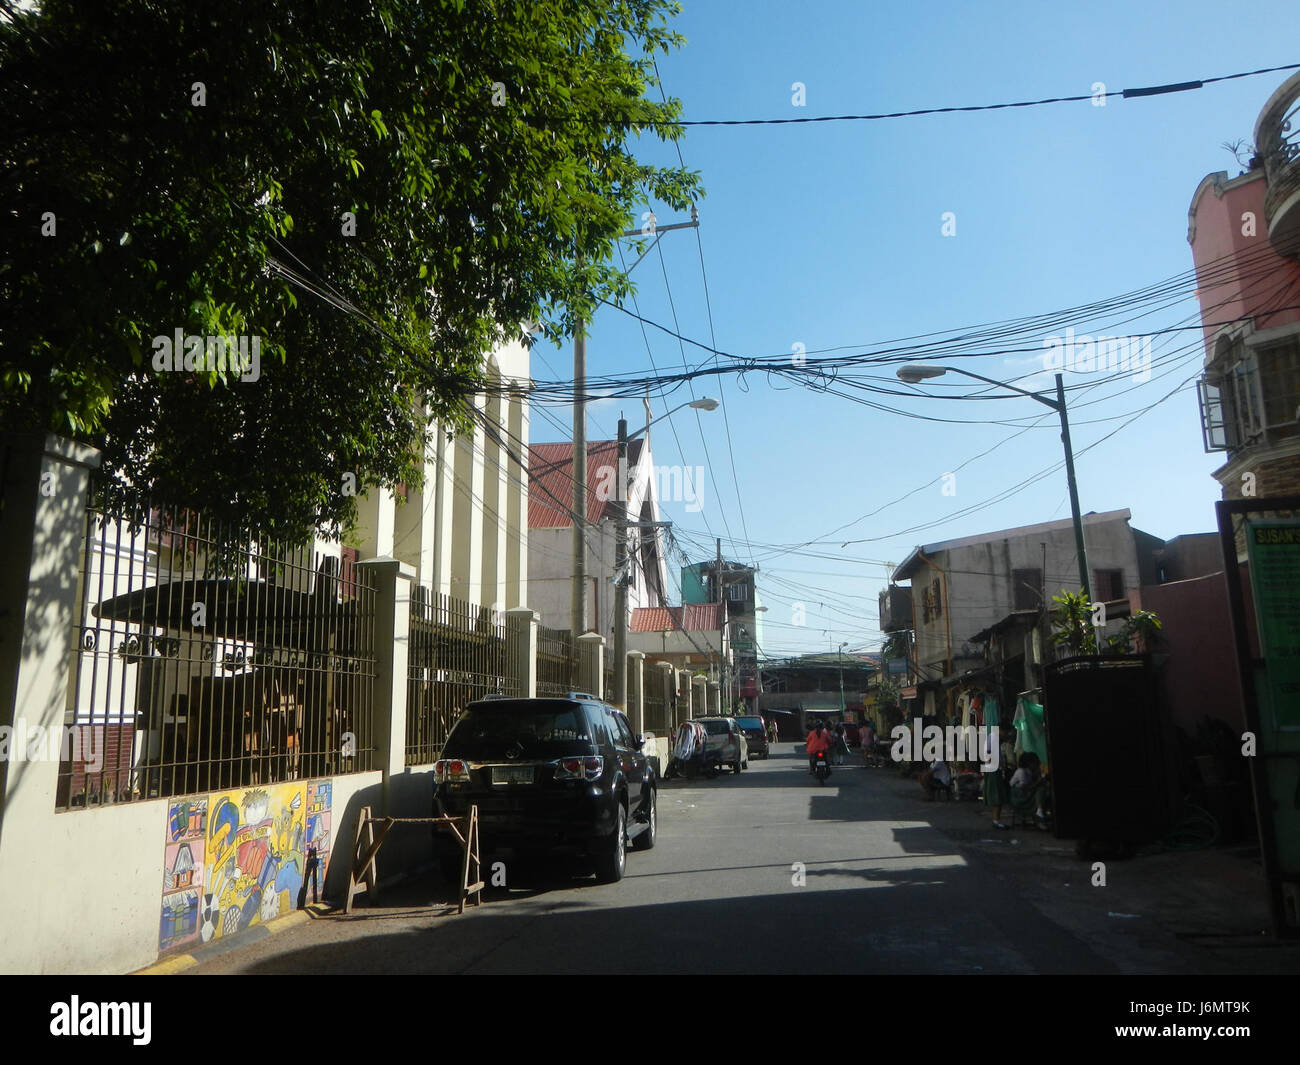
top-left (1133, 574), bottom-right (1245, 735)
top-left (1190, 172), bottom-right (1300, 348)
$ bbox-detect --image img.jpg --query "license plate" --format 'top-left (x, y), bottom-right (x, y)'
top-left (491, 766), bottom-right (533, 785)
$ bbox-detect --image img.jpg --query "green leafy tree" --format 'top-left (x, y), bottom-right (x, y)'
top-left (2, 0), bottom-right (701, 540)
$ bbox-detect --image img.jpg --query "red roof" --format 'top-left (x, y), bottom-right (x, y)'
top-left (629, 603), bottom-right (723, 633)
top-left (527, 439), bottom-right (645, 529)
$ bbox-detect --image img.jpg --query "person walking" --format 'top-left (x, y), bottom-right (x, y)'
top-left (861, 720), bottom-right (877, 765)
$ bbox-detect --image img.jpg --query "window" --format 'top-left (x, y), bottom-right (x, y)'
top-left (1012, 569), bottom-right (1043, 611)
top-left (1199, 331), bottom-right (1300, 454)
top-left (726, 582), bottom-right (746, 602)
top-left (1093, 569), bottom-right (1124, 602)
top-left (612, 711), bottom-right (637, 748)
top-left (586, 706), bottom-right (615, 745)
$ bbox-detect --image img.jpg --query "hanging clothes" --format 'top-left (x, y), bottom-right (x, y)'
top-left (982, 693), bottom-right (999, 729)
top-left (1013, 696), bottom-right (1049, 766)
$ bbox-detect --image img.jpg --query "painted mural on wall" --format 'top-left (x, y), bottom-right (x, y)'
top-left (160, 781), bottom-right (333, 952)
top-left (160, 797), bottom-right (207, 951)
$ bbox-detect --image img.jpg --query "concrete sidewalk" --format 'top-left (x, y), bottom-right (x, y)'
top-left (876, 763), bottom-right (1300, 975)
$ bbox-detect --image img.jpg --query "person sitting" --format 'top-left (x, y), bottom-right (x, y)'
top-left (920, 759), bottom-right (952, 799)
top-left (806, 720), bottom-right (831, 774)
top-left (1011, 752), bottom-right (1049, 828)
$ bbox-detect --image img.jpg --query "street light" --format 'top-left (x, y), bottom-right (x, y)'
top-left (613, 398), bottom-right (719, 719)
top-left (896, 364), bottom-right (1091, 602)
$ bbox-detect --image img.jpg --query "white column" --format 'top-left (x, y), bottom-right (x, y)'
top-left (356, 558), bottom-right (416, 814)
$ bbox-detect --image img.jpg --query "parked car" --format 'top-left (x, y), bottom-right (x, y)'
top-left (432, 695), bottom-right (657, 884)
top-left (694, 716), bottom-right (749, 774)
top-left (734, 714), bottom-right (769, 758)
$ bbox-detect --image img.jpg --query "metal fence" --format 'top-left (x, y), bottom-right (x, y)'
top-left (405, 589), bottom-right (518, 764)
top-left (61, 491), bottom-right (378, 810)
top-left (536, 624), bottom-right (575, 697)
top-left (643, 684), bottom-right (672, 734)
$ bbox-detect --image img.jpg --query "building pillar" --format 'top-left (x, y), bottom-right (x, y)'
top-left (577, 632), bottom-right (605, 699)
top-left (692, 675), bottom-right (708, 715)
top-left (627, 650), bottom-right (645, 734)
top-left (506, 608), bottom-right (539, 699)
top-left (356, 558), bottom-right (416, 815)
top-left (656, 662), bottom-right (676, 732)
top-left (708, 680), bottom-right (721, 716)
top-left (0, 433), bottom-right (102, 827)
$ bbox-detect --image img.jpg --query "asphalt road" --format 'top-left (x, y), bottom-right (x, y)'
top-left (186, 746), bottom-right (1120, 974)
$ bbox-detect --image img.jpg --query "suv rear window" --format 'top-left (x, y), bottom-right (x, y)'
top-left (699, 719), bottom-right (731, 735)
top-left (442, 701), bottom-right (596, 759)
top-left (735, 717), bottom-right (763, 730)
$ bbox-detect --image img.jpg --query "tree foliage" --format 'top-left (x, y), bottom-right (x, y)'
top-left (2, 0), bottom-right (701, 540)
top-left (1049, 589), bottom-right (1162, 656)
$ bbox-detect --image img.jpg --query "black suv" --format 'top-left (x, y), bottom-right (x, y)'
top-left (432, 695), bottom-right (657, 884)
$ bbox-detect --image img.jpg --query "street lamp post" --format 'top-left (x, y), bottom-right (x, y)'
top-left (612, 397), bottom-right (719, 709)
top-left (896, 365), bottom-right (1091, 603)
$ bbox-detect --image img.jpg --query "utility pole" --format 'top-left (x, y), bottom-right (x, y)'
top-left (839, 641), bottom-right (847, 714)
top-left (1055, 373), bottom-right (1091, 602)
top-left (716, 536), bottom-right (727, 713)
top-left (612, 415), bottom-right (629, 708)
top-left (571, 321), bottom-right (587, 668)
top-left (611, 396), bottom-right (716, 713)
top-left (577, 211), bottom-right (699, 691)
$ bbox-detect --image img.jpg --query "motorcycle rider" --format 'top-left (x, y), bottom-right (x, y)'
top-left (806, 719), bottom-right (831, 774)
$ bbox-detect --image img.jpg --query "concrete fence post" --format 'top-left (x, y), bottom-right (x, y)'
top-left (506, 608), bottom-right (539, 698)
top-left (627, 650), bottom-right (645, 734)
top-left (356, 558), bottom-right (416, 814)
top-left (655, 662), bottom-right (676, 732)
top-left (692, 675), bottom-right (708, 716)
top-left (708, 680), bottom-right (721, 716)
top-left (577, 632), bottom-right (605, 699)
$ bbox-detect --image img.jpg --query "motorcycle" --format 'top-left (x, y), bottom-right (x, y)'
top-left (813, 749), bottom-right (831, 785)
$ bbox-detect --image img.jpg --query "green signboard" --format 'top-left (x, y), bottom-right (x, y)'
top-left (1245, 520), bottom-right (1300, 732)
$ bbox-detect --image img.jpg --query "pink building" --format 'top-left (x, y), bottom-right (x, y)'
top-left (1189, 71), bottom-right (1300, 500)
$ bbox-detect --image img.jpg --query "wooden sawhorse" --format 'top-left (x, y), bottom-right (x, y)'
top-left (345, 804), bottom-right (483, 915)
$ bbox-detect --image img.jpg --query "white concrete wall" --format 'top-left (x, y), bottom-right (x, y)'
top-left (911, 513), bottom-right (1141, 680)
top-left (349, 337), bottom-right (530, 612)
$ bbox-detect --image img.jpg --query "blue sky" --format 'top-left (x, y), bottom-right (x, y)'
top-left (528, 0), bottom-right (1300, 657)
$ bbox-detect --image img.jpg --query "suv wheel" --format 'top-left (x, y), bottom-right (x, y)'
top-left (631, 789), bottom-right (657, 851)
top-left (594, 803), bottom-right (627, 883)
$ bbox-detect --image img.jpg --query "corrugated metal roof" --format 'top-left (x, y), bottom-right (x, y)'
top-left (527, 439), bottom-right (645, 529)
top-left (629, 602), bottom-right (722, 633)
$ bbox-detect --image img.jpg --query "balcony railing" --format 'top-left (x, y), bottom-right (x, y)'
top-left (1256, 72), bottom-right (1300, 255)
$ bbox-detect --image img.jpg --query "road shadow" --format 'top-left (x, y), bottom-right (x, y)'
top-left (222, 870), bottom-right (1120, 975)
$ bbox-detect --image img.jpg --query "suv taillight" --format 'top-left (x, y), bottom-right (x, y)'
top-left (434, 759), bottom-right (471, 783)
top-left (552, 755), bottom-right (603, 781)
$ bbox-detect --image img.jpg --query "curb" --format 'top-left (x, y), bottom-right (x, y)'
top-left (132, 906), bottom-right (325, 975)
